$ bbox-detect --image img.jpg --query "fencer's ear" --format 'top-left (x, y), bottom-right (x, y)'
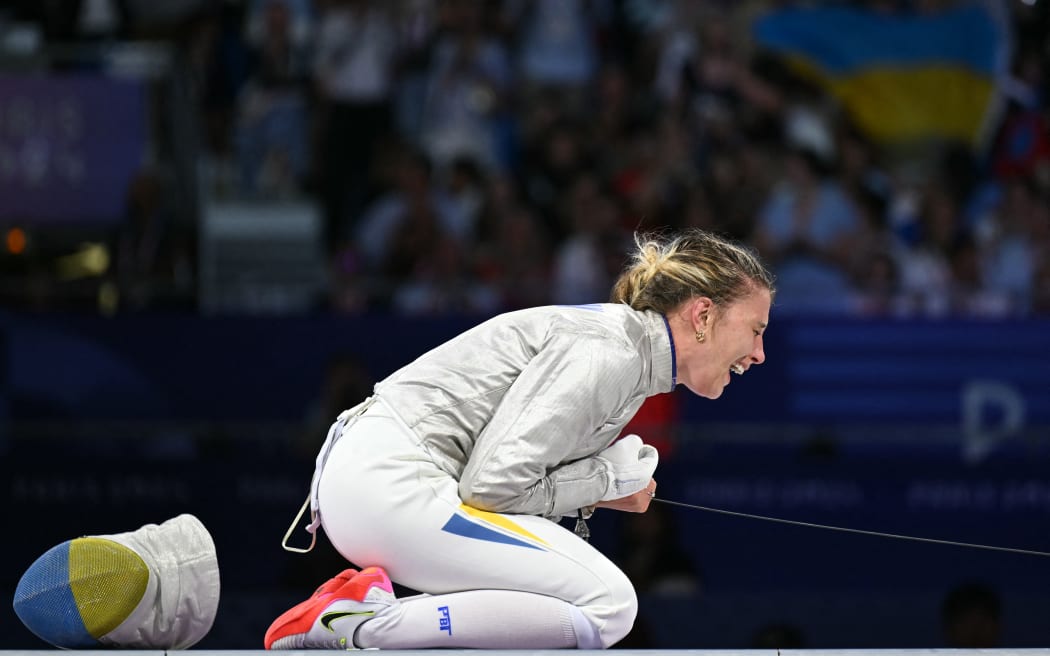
top-left (690, 297), bottom-right (714, 328)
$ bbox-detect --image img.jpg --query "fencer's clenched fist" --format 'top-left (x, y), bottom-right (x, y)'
top-left (596, 434), bottom-right (658, 501)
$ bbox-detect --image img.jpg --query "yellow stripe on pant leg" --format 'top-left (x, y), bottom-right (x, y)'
top-left (460, 504), bottom-right (550, 546)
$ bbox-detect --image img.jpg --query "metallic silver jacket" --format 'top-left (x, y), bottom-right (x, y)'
top-left (373, 303), bottom-right (675, 519)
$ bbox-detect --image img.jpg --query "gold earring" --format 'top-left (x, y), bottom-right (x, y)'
top-left (695, 330), bottom-right (705, 343)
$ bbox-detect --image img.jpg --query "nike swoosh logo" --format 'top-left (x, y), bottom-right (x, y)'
top-left (320, 610), bottom-right (376, 631)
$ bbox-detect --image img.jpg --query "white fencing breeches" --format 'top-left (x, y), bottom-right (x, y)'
top-left (315, 398), bottom-right (636, 648)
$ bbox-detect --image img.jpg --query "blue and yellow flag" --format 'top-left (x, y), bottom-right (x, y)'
top-left (753, 2), bottom-right (1010, 148)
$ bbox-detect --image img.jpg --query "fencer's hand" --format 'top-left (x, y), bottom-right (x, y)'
top-left (596, 478), bottom-right (657, 513)
top-left (596, 434), bottom-right (659, 501)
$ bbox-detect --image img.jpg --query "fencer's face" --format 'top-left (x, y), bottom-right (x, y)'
top-left (679, 289), bottom-right (770, 399)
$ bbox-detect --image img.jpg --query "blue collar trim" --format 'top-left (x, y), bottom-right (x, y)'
top-left (661, 314), bottom-right (677, 389)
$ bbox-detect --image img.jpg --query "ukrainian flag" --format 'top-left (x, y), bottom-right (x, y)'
top-left (753, 2), bottom-right (1010, 148)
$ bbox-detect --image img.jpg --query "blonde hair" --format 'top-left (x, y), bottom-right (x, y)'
top-left (610, 229), bottom-right (775, 313)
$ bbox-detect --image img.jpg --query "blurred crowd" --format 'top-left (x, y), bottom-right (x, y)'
top-left (5, 0), bottom-right (1050, 317)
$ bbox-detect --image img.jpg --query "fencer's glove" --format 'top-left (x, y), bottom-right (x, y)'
top-left (596, 434), bottom-right (659, 501)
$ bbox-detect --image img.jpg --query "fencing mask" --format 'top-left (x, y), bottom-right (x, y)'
top-left (13, 513), bottom-right (220, 649)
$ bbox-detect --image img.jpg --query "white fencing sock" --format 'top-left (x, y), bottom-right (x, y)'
top-left (355, 589), bottom-right (601, 649)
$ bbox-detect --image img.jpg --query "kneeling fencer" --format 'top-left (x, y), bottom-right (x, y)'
top-left (268, 229), bottom-right (774, 649)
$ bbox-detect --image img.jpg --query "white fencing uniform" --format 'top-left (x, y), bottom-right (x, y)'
top-left (312, 303), bottom-right (675, 648)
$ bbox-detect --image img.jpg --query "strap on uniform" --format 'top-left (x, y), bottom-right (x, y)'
top-left (280, 397), bottom-right (376, 554)
top-left (281, 495), bottom-right (317, 554)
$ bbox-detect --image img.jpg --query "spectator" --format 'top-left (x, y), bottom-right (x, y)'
top-left (521, 118), bottom-right (594, 239)
top-left (657, 9), bottom-right (781, 136)
top-left (391, 235), bottom-right (500, 316)
top-left (550, 175), bottom-right (627, 305)
top-left (185, 4), bottom-right (252, 197)
top-left (508, 0), bottom-right (601, 113)
top-left (417, 1), bottom-right (512, 173)
top-left (113, 169), bottom-right (195, 311)
top-left (850, 249), bottom-right (904, 317)
top-left (976, 178), bottom-right (1044, 314)
top-left (474, 201), bottom-right (554, 311)
top-left (354, 146), bottom-right (471, 302)
top-left (947, 234), bottom-right (1013, 317)
top-left (895, 184), bottom-right (963, 316)
top-left (752, 144), bottom-right (864, 315)
top-left (313, 0), bottom-right (399, 251)
top-left (441, 155), bottom-right (487, 236)
top-left (235, 0), bottom-right (313, 197)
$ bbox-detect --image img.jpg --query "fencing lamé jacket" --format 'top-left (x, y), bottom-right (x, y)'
top-left (372, 303), bottom-right (675, 520)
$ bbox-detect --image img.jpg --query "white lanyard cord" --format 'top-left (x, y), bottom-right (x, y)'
top-left (652, 497), bottom-right (1050, 558)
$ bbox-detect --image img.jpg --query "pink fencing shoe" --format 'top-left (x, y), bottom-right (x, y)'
top-left (265, 566), bottom-right (397, 650)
